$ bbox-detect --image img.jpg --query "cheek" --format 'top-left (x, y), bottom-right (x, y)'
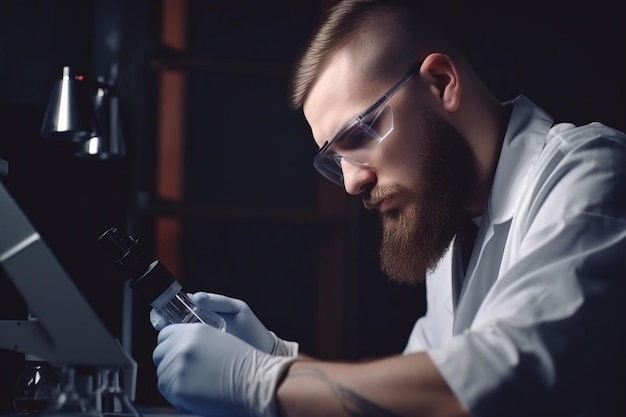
top-left (374, 125), bottom-right (424, 187)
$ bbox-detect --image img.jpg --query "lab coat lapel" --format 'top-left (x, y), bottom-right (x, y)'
top-left (452, 219), bottom-right (510, 334)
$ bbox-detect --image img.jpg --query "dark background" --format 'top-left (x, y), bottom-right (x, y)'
top-left (1, 0), bottom-right (625, 412)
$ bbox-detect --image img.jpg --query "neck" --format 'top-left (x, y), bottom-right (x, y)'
top-left (462, 88), bottom-right (511, 217)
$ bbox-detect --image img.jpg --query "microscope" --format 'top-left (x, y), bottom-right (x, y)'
top-left (0, 158), bottom-right (139, 417)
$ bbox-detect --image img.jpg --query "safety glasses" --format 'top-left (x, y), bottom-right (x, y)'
top-left (313, 63), bottom-right (421, 186)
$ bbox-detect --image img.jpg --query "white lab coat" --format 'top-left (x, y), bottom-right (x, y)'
top-left (404, 95), bottom-right (626, 416)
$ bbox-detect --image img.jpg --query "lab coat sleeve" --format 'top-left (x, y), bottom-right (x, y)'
top-left (429, 130), bottom-right (626, 416)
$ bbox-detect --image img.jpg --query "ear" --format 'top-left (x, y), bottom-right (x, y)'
top-left (419, 53), bottom-right (461, 112)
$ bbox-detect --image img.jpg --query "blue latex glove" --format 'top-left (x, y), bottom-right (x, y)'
top-left (153, 322), bottom-right (297, 417)
top-left (150, 292), bottom-right (298, 356)
top-left (190, 292), bottom-right (298, 356)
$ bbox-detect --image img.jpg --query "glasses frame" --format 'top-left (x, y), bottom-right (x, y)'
top-left (313, 62), bottom-right (422, 185)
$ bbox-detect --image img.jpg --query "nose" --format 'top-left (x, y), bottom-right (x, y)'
top-left (341, 160), bottom-right (376, 195)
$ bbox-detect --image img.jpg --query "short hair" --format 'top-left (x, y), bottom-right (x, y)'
top-left (287, 0), bottom-right (462, 110)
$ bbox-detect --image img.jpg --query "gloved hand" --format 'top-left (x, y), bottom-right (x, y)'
top-left (151, 292), bottom-right (298, 356)
top-left (153, 322), bottom-right (297, 417)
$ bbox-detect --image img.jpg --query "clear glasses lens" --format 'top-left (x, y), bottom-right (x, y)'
top-left (314, 105), bottom-right (394, 185)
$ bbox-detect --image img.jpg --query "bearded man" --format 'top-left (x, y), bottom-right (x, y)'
top-left (151, 1), bottom-right (626, 416)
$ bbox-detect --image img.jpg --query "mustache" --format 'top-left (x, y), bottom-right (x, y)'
top-left (363, 185), bottom-right (402, 210)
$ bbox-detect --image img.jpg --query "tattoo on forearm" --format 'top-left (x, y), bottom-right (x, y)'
top-left (289, 368), bottom-right (401, 417)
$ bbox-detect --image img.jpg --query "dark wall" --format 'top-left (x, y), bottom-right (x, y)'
top-left (0, 0), bottom-right (131, 412)
top-left (1, 0), bottom-right (625, 413)
top-left (444, 2), bottom-right (625, 131)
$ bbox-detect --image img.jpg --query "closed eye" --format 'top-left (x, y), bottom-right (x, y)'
top-left (334, 128), bottom-right (369, 153)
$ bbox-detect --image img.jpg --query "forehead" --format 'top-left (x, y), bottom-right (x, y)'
top-left (303, 51), bottom-right (387, 146)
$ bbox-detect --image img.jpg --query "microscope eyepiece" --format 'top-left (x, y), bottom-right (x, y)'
top-left (97, 227), bottom-right (152, 280)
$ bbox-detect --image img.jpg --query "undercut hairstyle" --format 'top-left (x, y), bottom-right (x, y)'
top-left (287, 0), bottom-right (463, 110)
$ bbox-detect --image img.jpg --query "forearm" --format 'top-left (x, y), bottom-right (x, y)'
top-left (276, 352), bottom-right (468, 417)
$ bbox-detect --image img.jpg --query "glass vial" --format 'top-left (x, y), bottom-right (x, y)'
top-left (151, 271), bottom-right (226, 329)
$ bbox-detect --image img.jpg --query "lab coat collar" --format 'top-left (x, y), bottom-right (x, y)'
top-left (487, 95), bottom-right (554, 225)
